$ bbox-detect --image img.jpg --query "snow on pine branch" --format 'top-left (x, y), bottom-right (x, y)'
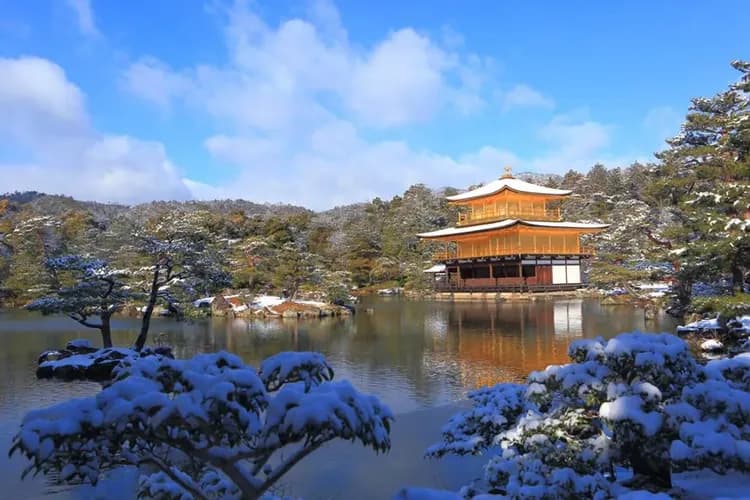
top-left (10, 351), bottom-right (393, 499)
top-left (259, 351), bottom-right (334, 391)
top-left (26, 255), bottom-right (134, 321)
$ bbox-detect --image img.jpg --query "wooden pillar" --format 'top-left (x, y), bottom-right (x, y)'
top-left (516, 229), bottom-right (520, 254)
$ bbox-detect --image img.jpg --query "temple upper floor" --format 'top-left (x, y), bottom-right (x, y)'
top-left (446, 167), bottom-right (571, 226)
top-left (456, 192), bottom-right (562, 226)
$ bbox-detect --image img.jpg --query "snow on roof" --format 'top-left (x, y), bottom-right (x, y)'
top-left (418, 219), bottom-right (516, 238)
top-left (423, 264), bottom-right (447, 273)
top-left (523, 220), bottom-right (610, 230)
top-left (417, 219), bottom-right (609, 239)
top-left (446, 176), bottom-right (572, 202)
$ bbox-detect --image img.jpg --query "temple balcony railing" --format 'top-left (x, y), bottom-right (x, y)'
top-left (432, 244), bottom-right (595, 262)
top-left (457, 207), bottom-right (561, 226)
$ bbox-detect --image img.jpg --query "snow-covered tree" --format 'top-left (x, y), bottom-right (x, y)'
top-left (650, 60), bottom-right (750, 313)
top-left (131, 210), bottom-right (230, 351)
top-left (26, 255), bottom-right (131, 348)
top-left (272, 241), bottom-right (317, 299)
top-left (319, 269), bottom-right (354, 304)
top-left (11, 351), bottom-right (392, 499)
top-left (423, 332), bottom-right (750, 498)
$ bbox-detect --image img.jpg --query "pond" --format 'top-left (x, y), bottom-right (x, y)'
top-left (0, 297), bottom-right (678, 499)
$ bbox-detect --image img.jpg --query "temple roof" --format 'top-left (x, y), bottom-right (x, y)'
top-left (417, 219), bottom-right (609, 239)
top-left (446, 176), bottom-right (572, 202)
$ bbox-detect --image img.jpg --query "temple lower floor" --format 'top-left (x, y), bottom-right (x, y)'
top-left (432, 255), bottom-right (587, 292)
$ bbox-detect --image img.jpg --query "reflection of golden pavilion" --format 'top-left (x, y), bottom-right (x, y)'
top-left (444, 300), bottom-right (585, 388)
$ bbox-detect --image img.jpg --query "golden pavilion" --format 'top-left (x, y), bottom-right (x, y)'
top-left (418, 167), bottom-right (608, 292)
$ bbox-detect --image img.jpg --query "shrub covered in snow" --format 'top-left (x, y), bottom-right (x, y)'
top-left (425, 332), bottom-right (750, 498)
top-left (10, 351), bottom-right (392, 499)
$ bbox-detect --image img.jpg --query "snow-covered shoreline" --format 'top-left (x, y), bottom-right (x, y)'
top-left (194, 293), bottom-right (354, 319)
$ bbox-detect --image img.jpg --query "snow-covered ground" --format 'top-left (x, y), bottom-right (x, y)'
top-left (677, 315), bottom-right (750, 334)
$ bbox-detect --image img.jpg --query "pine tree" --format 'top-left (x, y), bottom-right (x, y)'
top-left (650, 60), bottom-right (750, 314)
top-left (26, 256), bottom-right (132, 348)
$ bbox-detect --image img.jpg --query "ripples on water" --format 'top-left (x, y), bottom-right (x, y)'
top-left (0, 298), bottom-right (678, 499)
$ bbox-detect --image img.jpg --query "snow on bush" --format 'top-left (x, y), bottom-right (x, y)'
top-left (425, 332), bottom-right (750, 498)
top-left (10, 351), bottom-right (393, 499)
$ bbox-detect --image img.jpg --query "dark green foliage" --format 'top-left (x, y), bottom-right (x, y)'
top-left (649, 60), bottom-right (750, 313)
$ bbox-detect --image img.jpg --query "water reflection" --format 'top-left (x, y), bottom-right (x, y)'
top-left (0, 298), bottom-right (678, 498)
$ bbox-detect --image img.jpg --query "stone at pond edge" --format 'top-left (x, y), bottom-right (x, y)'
top-left (700, 339), bottom-right (724, 352)
top-left (37, 345), bottom-right (174, 382)
top-left (66, 339), bottom-right (97, 352)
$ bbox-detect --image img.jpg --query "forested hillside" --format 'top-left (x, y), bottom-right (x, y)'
top-left (0, 164), bottom-right (669, 305)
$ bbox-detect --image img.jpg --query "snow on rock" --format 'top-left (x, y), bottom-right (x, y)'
top-left (192, 296), bottom-right (214, 307)
top-left (700, 339), bottom-right (725, 352)
top-left (677, 317), bottom-right (720, 333)
top-left (735, 316), bottom-right (750, 334)
top-left (251, 295), bottom-right (285, 308)
top-left (296, 299), bottom-right (328, 308)
top-left (634, 283), bottom-right (670, 298)
top-left (677, 315), bottom-right (750, 335)
top-left (66, 339), bottom-right (94, 350)
top-left (36, 346), bottom-right (173, 381)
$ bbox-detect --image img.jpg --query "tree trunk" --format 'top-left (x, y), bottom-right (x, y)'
top-left (668, 277), bottom-right (692, 318)
top-left (717, 314), bottom-right (730, 334)
top-left (629, 450), bottom-right (672, 489)
top-left (134, 266), bottom-right (160, 352)
top-left (101, 312), bottom-right (113, 348)
top-left (731, 262), bottom-right (744, 295)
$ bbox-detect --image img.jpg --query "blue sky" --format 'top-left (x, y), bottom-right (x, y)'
top-left (0, 0), bottom-right (747, 209)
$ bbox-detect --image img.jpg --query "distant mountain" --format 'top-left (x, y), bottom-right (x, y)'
top-left (0, 191), bottom-right (310, 221)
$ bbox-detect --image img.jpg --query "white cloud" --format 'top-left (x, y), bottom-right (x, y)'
top-left (530, 113), bottom-right (631, 172)
top-left (349, 29), bottom-right (450, 126)
top-left (66, 0), bottom-right (99, 37)
top-left (204, 134), bottom-right (284, 166)
top-left (459, 146), bottom-right (521, 172)
top-left (121, 57), bottom-right (191, 111)
top-left (500, 84), bottom-right (554, 111)
top-left (0, 56), bottom-right (192, 204)
top-left (0, 56), bottom-right (88, 144)
top-left (123, 0), bottom-right (486, 129)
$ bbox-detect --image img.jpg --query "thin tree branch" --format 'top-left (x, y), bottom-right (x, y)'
top-left (68, 313), bottom-right (102, 330)
top-left (257, 440), bottom-right (324, 494)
